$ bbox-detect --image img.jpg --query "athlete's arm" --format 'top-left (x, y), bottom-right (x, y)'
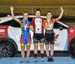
top-left (57, 6), bottom-right (64, 20)
top-left (10, 6), bottom-right (20, 23)
top-left (53, 6), bottom-right (64, 22)
top-left (44, 25), bottom-right (52, 30)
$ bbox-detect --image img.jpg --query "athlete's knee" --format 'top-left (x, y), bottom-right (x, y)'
top-left (50, 44), bottom-right (54, 50)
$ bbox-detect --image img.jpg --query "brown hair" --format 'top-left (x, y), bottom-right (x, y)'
top-left (36, 8), bottom-right (41, 12)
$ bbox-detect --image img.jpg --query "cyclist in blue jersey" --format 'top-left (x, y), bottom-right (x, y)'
top-left (10, 6), bottom-right (32, 63)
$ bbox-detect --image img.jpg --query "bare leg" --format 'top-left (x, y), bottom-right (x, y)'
top-left (21, 46), bottom-right (25, 62)
top-left (34, 43), bottom-right (38, 55)
top-left (34, 43), bottom-right (38, 62)
top-left (45, 44), bottom-right (49, 56)
top-left (40, 43), bottom-right (44, 54)
top-left (26, 46), bottom-right (30, 58)
top-left (40, 43), bottom-right (44, 61)
top-left (26, 46), bottom-right (30, 63)
top-left (50, 44), bottom-right (54, 56)
top-left (47, 44), bottom-right (54, 62)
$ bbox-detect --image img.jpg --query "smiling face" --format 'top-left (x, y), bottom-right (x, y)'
top-left (47, 12), bottom-right (52, 19)
top-left (23, 13), bottom-right (28, 20)
top-left (35, 10), bottom-right (41, 18)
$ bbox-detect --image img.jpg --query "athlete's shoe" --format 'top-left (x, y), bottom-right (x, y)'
top-left (34, 58), bottom-right (37, 62)
top-left (26, 58), bottom-right (30, 63)
top-left (20, 60), bottom-right (25, 63)
top-left (48, 57), bottom-right (53, 62)
top-left (41, 58), bottom-right (44, 62)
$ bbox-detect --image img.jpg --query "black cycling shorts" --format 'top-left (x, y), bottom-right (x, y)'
top-left (45, 30), bottom-right (54, 45)
top-left (33, 33), bottom-right (44, 43)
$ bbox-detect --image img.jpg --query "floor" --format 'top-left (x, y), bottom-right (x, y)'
top-left (0, 57), bottom-right (75, 64)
